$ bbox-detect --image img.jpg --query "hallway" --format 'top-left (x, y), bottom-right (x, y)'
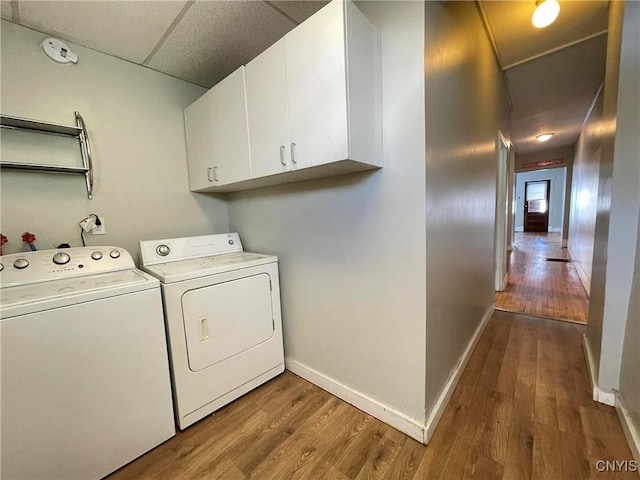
top-left (107, 311), bottom-right (634, 480)
top-left (496, 232), bottom-right (589, 323)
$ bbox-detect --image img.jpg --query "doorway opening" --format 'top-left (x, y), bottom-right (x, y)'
top-left (524, 179), bottom-right (550, 232)
top-left (496, 166), bottom-right (589, 324)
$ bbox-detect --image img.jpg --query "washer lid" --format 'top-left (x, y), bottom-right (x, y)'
top-left (0, 269), bottom-right (155, 314)
top-left (141, 252), bottom-right (277, 284)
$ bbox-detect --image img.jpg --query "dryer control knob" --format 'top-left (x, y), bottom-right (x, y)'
top-left (53, 252), bottom-right (70, 265)
top-left (156, 244), bottom-right (170, 256)
top-left (109, 249), bottom-right (121, 259)
top-left (14, 258), bottom-right (29, 269)
top-left (91, 251), bottom-right (103, 260)
top-left (0, 263), bottom-right (3, 271)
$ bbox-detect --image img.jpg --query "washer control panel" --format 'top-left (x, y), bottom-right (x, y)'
top-left (0, 246), bottom-right (135, 287)
top-left (139, 233), bottom-right (243, 266)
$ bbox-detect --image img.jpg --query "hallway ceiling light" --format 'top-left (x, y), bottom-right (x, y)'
top-left (532, 0), bottom-right (560, 29)
top-left (536, 133), bottom-right (555, 142)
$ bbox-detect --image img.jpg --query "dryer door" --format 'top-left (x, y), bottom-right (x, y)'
top-left (181, 273), bottom-right (274, 372)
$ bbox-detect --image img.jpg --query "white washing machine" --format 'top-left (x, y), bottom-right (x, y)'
top-left (139, 233), bottom-right (284, 430)
top-left (0, 246), bottom-right (175, 480)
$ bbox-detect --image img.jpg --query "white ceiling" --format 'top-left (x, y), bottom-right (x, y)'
top-left (1, 0), bottom-right (610, 155)
top-left (480, 0), bottom-right (609, 153)
top-left (0, 1), bottom-right (328, 88)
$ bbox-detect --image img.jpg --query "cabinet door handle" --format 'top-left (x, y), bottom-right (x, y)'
top-left (213, 166), bottom-right (219, 182)
top-left (280, 145), bottom-right (286, 166)
top-left (290, 142), bottom-right (297, 164)
top-left (207, 167), bottom-right (214, 182)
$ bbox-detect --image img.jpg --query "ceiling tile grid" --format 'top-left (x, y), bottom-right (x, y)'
top-left (2, 0), bottom-right (611, 154)
top-left (16, 1), bottom-right (189, 65)
top-left (0, 0), bottom-right (14, 22)
top-left (146, 1), bottom-right (297, 87)
top-left (267, 1), bottom-right (328, 24)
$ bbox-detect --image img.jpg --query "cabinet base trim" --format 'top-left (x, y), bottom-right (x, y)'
top-left (192, 159), bottom-right (381, 193)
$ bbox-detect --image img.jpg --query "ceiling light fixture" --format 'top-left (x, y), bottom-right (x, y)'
top-left (536, 133), bottom-right (554, 142)
top-left (532, 0), bottom-right (560, 29)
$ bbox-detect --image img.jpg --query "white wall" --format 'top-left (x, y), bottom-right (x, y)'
top-left (579, 0), bottom-right (625, 379)
top-left (613, 5), bottom-right (640, 450)
top-left (568, 90), bottom-right (603, 297)
top-left (515, 145), bottom-right (574, 244)
top-left (424, 1), bottom-right (511, 416)
top-left (618, 215), bottom-right (640, 460)
top-left (598, 0), bottom-right (640, 392)
top-left (228, 1), bottom-right (427, 429)
top-left (514, 168), bottom-right (566, 233)
top-left (0, 21), bottom-right (229, 258)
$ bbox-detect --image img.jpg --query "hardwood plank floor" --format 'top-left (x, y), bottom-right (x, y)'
top-left (496, 232), bottom-right (589, 324)
top-left (107, 311), bottom-right (635, 480)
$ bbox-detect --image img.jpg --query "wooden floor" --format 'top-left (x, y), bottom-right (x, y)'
top-left (496, 232), bottom-right (589, 324)
top-left (108, 311), bottom-right (635, 480)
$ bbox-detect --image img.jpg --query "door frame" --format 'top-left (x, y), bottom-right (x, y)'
top-left (495, 131), bottom-right (510, 292)
top-left (524, 179), bottom-right (551, 232)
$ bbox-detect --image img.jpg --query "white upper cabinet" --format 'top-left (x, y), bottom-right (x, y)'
top-left (283, 0), bottom-right (350, 171)
top-left (184, 0), bottom-right (381, 193)
top-left (245, 40), bottom-right (290, 179)
top-left (184, 90), bottom-right (213, 192)
top-left (184, 67), bottom-right (251, 191)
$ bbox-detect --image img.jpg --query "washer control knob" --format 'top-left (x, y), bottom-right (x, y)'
top-left (14, 258), bottom-right (29, 269)
top-left (53, 252), bottom-right (71, 265)
top-left (109, 249), bottom-right (121, 259)
top-left (156, 244), bottom-right (170, 256)
top-left (91, 251), bottom-right (103, 260)
top-left (228, 239), bottom-right (234, 245)
top-left (0, 263), bottom-right (3, 271)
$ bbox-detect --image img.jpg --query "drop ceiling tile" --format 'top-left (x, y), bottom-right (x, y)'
top-left (481, 0), bottom-right (608, 68)
top-left (1, 1), bottom-right (14, 21)
top-left (267, 1), bottom-right (328, 24)
top-left (148, 1), bottom-right (296, 88)
top-left (17, 1), bottom-right (189, 64)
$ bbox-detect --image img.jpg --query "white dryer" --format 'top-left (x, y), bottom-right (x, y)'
top-left (139, 233), bottom-right (284, 429)
top-left (0, 246), bottom-right (175, 480)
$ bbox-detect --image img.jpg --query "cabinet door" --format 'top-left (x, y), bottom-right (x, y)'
top-left (284, 0), bottom-right (349, 170)
top-left (184, 91), bottom-right (214, 191)
top-left (209, 66), bottom-right (252, 186)
top-left (245, 39), bottom-right (290, 178)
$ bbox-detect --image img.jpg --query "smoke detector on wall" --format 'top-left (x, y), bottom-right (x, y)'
top-left (41, 38), bottom-right (78, 65)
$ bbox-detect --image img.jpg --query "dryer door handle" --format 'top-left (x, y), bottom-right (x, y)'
top-left (198, 317), bottom-right (210, 341)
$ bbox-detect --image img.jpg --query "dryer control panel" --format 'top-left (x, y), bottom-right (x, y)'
top-left (0, 247), bottom-right (135, 287)
top-left (140, 233), bottom-right (243, 266)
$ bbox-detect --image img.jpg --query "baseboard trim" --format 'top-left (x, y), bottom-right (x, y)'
top-left (568, 246), bottom-right (591, 296)
top-left (515, 227), bottom-right (524, 232)
top-left (285, 359), bottom-right (426, 443)
top-left (424, 305), bottom-right (494, 443)
top-left (582, 334), bottom-right (616, 406)
top-left (615, 392), bottom-right (640, 464)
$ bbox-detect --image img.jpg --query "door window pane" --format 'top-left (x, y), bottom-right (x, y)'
top-left (527, 181), bottom-right (548, 213)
